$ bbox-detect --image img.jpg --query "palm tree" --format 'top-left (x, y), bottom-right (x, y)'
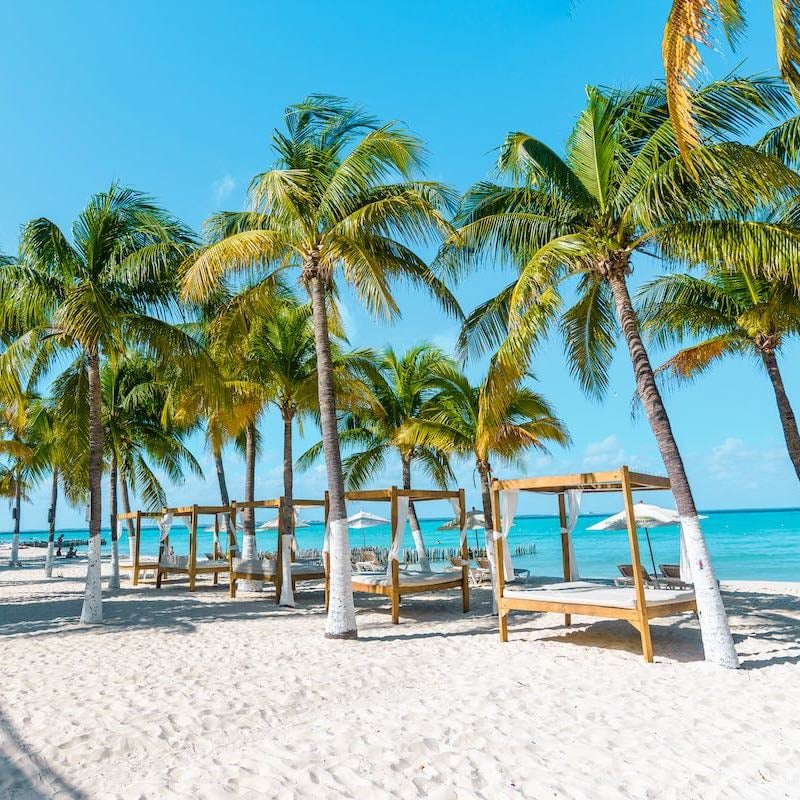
top-left (103, 353), bottom-right (202, 587)
top-left (0, 395), bottom-right (50, 567)
top-left (639, 267), bottom-right (800, 481)
top-left (399, 367), bottom-right (569, 538)
top-left (442, 80), bottom-right (800, 667)
top-left (300, 344), bottom-right (456, 572)
top-left (0, 185), bottom-right (206, 623)
top-left (663, 2), bottom-right (800, 163)
top-left (182, 96), bottom-right (459, 638)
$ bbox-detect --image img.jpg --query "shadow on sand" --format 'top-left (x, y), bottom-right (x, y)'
top-left (0, 704), bottom-right (88, 800)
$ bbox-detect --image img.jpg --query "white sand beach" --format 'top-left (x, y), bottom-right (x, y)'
top-left (1, 554), bottom-right (798, 800)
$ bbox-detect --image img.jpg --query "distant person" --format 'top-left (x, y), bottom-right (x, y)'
top-left (56, 534), bottom-right (64, 557)
top-left (66, 545), bottom-right (77, 559)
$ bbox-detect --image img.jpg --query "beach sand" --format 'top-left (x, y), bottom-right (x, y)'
top-left (1, 552), bottom-right (798, 799)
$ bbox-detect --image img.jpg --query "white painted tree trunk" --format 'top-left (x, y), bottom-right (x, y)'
top-left (80, 534), bottom-right (103, 624)
top-left (680, 515), bottom-right (739, 668)
top-left (239, 532), bottom-right (262, 592)
top-left (108, 532), bottom-right (120, 591)
top-left (325, 518), bottom-right (357, 636)
top-left (408, 523), bottom-right (430, 573)
top-left (279, 533), bottom-right (295, 607)
top-left (9, 533), bottom-right (20, 567)
top-left (128, 528), bottom-right (136, 562)
top-left (44, 539), bottom-right (55, 577)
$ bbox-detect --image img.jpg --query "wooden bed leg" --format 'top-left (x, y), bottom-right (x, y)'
top-left (230, 577), bottom-right (236, 598)
top-left (462, 575), bottom-right (470, 613)
top-left (639, 617), bottom-right (654, 663)
top-left (391, 591), bottom-right (400, 624)
top-left (213, 571), bottom-right (218, 586)
top-left (564, 613), bottom-right (572, 627)
top-left (156, 569), bottom-right (163, 589)
top-left (189, 571), bottom-right (196, 592)
top-left (499, 606), bottom-right (509, 642)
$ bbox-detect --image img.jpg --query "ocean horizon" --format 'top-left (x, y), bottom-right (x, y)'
top-left (4, 506), bottom-right (799, 582)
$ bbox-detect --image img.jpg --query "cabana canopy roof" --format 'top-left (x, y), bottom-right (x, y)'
top-left (493, 469), bottom-right (670, 494)
top-left (345, 488), bottom-right (462, 502)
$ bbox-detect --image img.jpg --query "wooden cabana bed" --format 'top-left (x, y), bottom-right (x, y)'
top-left (117, 509), bottom-right (162, 586)
top-left (155, 504), bottom-right (237, 591)
top-left (339, 487), bottom-right (470, 624)
top-left (491, 466), bottom-right (697, 662)
top-left (228, 496), bottom-right (329, 603)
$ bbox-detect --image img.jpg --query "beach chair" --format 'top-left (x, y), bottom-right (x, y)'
top-left (354, 549), bottom-right (383, 572)
top-left (449, 556), bottom-right (487, 587)
top-left (659, 564), bottom-right (695, 590)
top-left (476, 556), bottom-right (530, 585)
top-left (615, 564), bottom-right (662, 588)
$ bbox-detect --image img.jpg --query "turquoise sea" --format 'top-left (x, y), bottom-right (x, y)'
top-left (3, 508), bottom-right (799, 581)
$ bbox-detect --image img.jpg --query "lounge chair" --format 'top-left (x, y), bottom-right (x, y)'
top-left (449, 556), bottom-right (487, 587)
top-left (353, 549), bottom-right (383, 572)
top-left (659, 564), bottom-right (698, 590)
top-left (476, 556), bottom-right (530, 585)
top-left (615, 564), bottom-right (662, 588)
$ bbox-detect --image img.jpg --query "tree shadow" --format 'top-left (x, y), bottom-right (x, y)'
top-left (518, 587), bottom-right (800, 667)
top-left (0, 584), bottom-right (328, 641)
top-left (0, 703), bottom-right (88, 800)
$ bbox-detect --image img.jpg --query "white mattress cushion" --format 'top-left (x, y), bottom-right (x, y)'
top-left (502, 584), bottom-right (695, 609)
top-left (352, 570), bottom-right (463, 589)
top-left (232, 557), bottom-right (276, 576)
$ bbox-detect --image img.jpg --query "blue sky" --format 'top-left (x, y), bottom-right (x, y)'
top-left (1, 1), bottom-right (798, 529)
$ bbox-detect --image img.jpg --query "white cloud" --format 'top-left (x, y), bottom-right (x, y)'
top-left (582, 434), bottom-right (626, 468)
top-left (705, 437), bottom-right (786, 488)
top-left (211, 174), bottom-right (236, 206)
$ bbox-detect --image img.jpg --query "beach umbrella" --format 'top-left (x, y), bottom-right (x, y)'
top-left (347, 509), bottom-right (390, 548)
top-left (257, 510), bottom-right (310, 530)
top-left (587, 502), bottom-right (702, 584)
top-left (438, 507), bottom-right (486, 552)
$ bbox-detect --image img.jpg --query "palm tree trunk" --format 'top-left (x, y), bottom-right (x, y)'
top-left (239, 421), bottom-right (262, 591)
top-left (606, 269), bottom-right (738, 667)
top-left (279, 410), bottom-right (295, 606)
top-left (80, 346), bottom-right (104, 624)
top-left (478, 461), bottom-right (501, 613)
top-left (9, 466), bottom-right (22, 567)
top-left (213, 444), bottom-right (235, 540)
top-left (120, 475), bottom-right (136, 562)
top-left (761, 349), bottom-right (800, 482)
top-left (44, 468), bottom-right (59, 577)
top-left (108, 452), bottom-right (121, 590)
top-left (402, 454), bottom-right (430, 571)
top-left (306, 270), bottom-right (356, 638)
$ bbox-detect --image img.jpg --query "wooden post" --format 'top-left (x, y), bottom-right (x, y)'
top-left (390, 486), bottom-right (400, 624)
top-left (558, 493), bottom-right (571, 627)
top-left (491, 483), bottom-right (509, 642)
top-left (459, 488), bottom-right (469, 613)
top-left (621, 466), bottom-right (653, 662)
top-left (133, 511), bottom-right (142, 587)
top-left (189, 505), bottom-right (198, 592)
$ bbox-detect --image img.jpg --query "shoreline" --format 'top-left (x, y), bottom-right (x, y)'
top-left (1, 556), bottom-right (799, 798)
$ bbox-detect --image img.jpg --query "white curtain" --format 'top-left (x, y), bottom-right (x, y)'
top-left (212, 516), bottom-right (220, 555)
top-left (489, 490), bottom-right (518, 581)
top-left (158, 512), bottom-right (173, 565)
top-left (448, 497), bottom-right (468, 551)
top-left (679, 527), bottom-right (691, 582)
top-left (386, 496), bottom-right (410, 577)
top-left (561, 489), bottom-right (582, 580)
